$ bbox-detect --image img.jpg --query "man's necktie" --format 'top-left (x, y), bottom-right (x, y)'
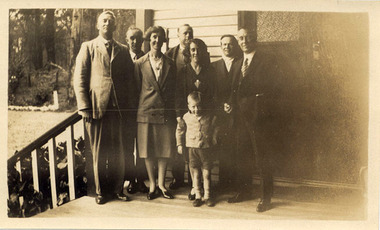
top-left (241, 58), bottom-right (249, 77)
top-left (105, 41), bottom-right (112, 57)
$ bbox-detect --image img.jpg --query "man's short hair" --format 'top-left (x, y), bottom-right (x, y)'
top-left (177, 24), bottom-right (193, 33)
top-left (98, 10), bottom-right (116, 21)
top-left (126, 25), bottom-right (143, 37)
top-left (144, 26), bottom-right (167, 42)
top-left (220, 34), bottom-right (236, 41)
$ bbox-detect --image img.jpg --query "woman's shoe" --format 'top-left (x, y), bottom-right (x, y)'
top-left (188, 193), bottom-right (196, 201)
top-left (158, 188), bottom-right (174, 199)
top-left (147, 188), bottom-right (158, 200)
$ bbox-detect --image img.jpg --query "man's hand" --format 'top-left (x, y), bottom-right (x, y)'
top-left (177, 145), bottom-right (183, 154)
top-left (176, 117), bottom-right (185, 129)
top-left (79, 110), bottom-right (92, 123)
top-left (224, 103), bottom-right (232, 114)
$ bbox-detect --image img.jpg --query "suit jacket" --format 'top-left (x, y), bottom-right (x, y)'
top-left (211, 58), bottom-right (241, 114)
top-left (73, 36), bottom-right (137, 120)
top-left (165, 45), bottom-right (180, 61)
top-left (134, 53), bottom-right (177, 124)
top-left (176, 112), bottom-right (218, 149)
top-left (231, 50), bottom-right (281, 132)
top-left (130, 50), bottom-right (145, 62)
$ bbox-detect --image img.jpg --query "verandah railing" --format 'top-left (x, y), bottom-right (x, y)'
top-left (7, 112), bottom-right (86, 217)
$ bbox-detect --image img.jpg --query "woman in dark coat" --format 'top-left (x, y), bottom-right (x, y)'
top-left (175, 38), bottom-right (216, 199)
top-left (135, 26), bottom-right (177, 200)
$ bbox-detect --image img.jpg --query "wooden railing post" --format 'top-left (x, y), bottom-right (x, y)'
top-left (66, 125), bottom-right (76, 200)
top-left (48, 138), bottom-right (58, 208)
top-left (15, 159), bottom-right (23, 209)
top-left (31, 149), bottom-right (40, 192)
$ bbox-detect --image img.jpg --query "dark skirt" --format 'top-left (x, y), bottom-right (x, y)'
top-left (137, 122), bottom-right (176, 159)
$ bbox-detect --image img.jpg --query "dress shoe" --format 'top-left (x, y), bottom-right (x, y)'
top-left (95, 195), bottom-right (107, 205)
top-left (158, 188), bottom-right (174, 199)
top-left (147, 188), bottom-right (158, 200)
top-left (193, 199), bottom-right (203, 207)
top-left (227, 191), bottom-right (248, 203)
top-left (127, 181), bottom-right (138, 194)
top-left (204, 198), bottom-right (215, 207)
top-left (169, 180), bottom-right (184, 190)
top-left (137, 181), bottom-right (149, 193)
top-left (188, 193), bottom-right (196, 201)
top-left (115, 193), bottom-right (130, 201)
top-left (256, 199), bottom-right (271, 212)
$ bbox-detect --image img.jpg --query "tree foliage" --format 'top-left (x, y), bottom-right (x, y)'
top-left (9, 9), bottom-right (136, 108)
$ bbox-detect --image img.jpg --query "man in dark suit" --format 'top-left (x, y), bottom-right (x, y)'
top-left (74, 11), bottom-right (137, 204)
top-left (165, 24), bottom-right (194, 190)
top-left (123, 25), bottom-right (149, 194)
top-left (126, 26), bottom-right (145, 62)
top-left (211, 35), bottom-right (241, 189)
top-left (165, 24), bottom-right (193, 75)
top-left (228, 28), bottom-right (281, 212)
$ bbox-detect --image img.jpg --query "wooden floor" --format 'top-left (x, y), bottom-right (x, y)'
top-left (35, 183), bottom-right (366, 221)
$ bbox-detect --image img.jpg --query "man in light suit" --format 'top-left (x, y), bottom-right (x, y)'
top-left (228, 28), bottom-right (281, 212)
top-left (165, 24), bottom-right (193, 190)
top-left (211, 35), bottom-right (241, 189)
top-left (124, 25), bottom-right (149, 194)
top-left (74, 11), bottom-right (137, 204)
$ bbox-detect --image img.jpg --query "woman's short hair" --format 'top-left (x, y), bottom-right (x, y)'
top-left (183, 38), bottom-right (210, 67)
top-left (144, 26), bottom-right (167, 42)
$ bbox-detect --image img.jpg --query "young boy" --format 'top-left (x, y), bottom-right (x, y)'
top-left (176, 91), bottom-right (218, 207)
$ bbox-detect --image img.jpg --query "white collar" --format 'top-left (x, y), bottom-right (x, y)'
top-left (129, 50), bottom-right (137, 57)
top-left (243, 51), bottom-right (256, 60)
top-left (98, 36), bottom-right (113, 45)
top-left (222, 54), bottom-right (234, 62)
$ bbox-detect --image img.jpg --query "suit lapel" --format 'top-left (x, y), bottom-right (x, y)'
top-left (159, 56), bottom-right (171, 89)
top-left (230, 58), bottom-right (241, 82)
top-left (141, 54), bottom-right (162, 95)
top-left (111, 41), bottom-right (121, 62)
top-left (173, 45), bottom-right (180, 60)
top-left (246, 51), bottom-right (262, 77)
top-left (95, 37), bottom-right (110, 62)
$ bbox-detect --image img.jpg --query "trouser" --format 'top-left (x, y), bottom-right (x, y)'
top-left (172, 150), bottom-right (192, 185)
top-left (125, 138), bottom-right (148, 182)
top-left (217, 119), bottom-right (236, 186)
top-left (234, 112), bottom-right (274, 200)
top-left (189, 148), bottom-right (214, 199)
top-left (85, 108), bottom-right (126, 196)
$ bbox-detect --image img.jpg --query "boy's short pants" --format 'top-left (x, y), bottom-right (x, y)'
top-left (188, 147), bottom-right (214, 170)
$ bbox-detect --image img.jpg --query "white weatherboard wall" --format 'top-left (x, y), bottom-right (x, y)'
top-left (153, 10), bottom-right (238, 62)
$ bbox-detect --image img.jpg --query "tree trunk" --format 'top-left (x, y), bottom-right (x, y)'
top-left (32, 9), bottom-right (43, 70)
top-left (45, 9), bottom-right (56, 64)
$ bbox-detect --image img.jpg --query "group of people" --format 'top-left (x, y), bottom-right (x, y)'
top-left (74, 10), bottom-right (280, 213)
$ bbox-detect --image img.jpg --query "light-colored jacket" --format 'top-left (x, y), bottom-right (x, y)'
top-left (73, 36), bottom-right (137, 119)
top-left (176, 112), bottom-right (218, 149)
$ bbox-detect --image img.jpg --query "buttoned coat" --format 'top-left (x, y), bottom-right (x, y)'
top-left (134, 53), bottom-right (177, 124)
top-left (230, 50), bottom-right (281, 133)
top-left (74, 36), bottom-right (137, 120)
top-left (176, 112), bottom-right (218, 149)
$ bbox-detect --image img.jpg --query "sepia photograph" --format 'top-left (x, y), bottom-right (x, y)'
top-left (3, 0), bottom-right (380, 229)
